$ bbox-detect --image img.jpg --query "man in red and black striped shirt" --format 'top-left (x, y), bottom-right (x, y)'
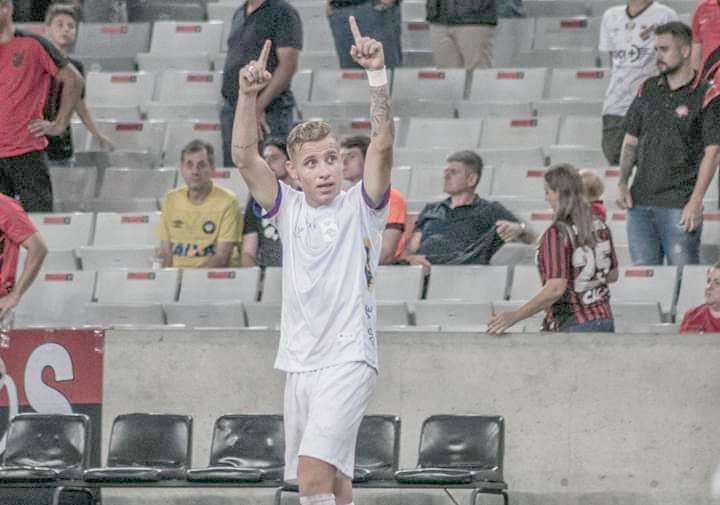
top-left (0, 0), bottom-right (82, 212)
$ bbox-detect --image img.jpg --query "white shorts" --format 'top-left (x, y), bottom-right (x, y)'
top-left (283, 361), bottom-right (377, 482)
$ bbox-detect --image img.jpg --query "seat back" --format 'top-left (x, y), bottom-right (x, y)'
top-left (547, 68), bottom-right (610, 100)
top-left (149, 21), bottom-right (224, 54)
top-left (209, 415), bottom-right (284, 479)
top-left (405, 118), bottom-right (482, 150)
top-left (98, 168), bottom-right (176, 199)
top-left (480, 116), bottom-right (559, 150)
top-left (74, 23), bottom-right (152, 58)
top-left (3, 414), bottom-right (90, 473)
top-left (375, 266), bottom-right (424, 303)
top-left (50, 166), bottom-right (98, 212)
top-left (85, 71), bottom-right (156, 107)
top-left (154, 70), bottom-right (222, 104)
top-left (179, 268), bottom-right (260, 303)
top-left (426, 266), bottom-right (510, 302)
top-left (392, 69), bottom-right (466, 103)
top-left (108, 413), bottom-right (192, 473)
top-left (355, 415), bottom-right (401, 479)
top-left (15, 271), bottom-right (97, 327)
top-left (164, 120), bottom-right (223, 166)
top-left (29, 213), bottom-right (94, 250)
top-left (88, 120), bottom-right (167, 165)
top-left (311, 69), bottom-right (372, 103)
top-left (417, 415), bottom-right (504, 479)
top-left (92, 211), bottom-right (161, 247)
top-left (469, 67), bottom-right (548, 102)
top-left (533, 16), bottom-right (601, 50)
top-left (94, 269), bottom-right (180, 304)
top-left (557, 115), bottom-right (603, 148)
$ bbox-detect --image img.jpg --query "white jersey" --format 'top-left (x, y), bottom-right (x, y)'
top-left (263, 181), bottom-right (388, 373)
top-left (599, 2), bottom-right (678, 116)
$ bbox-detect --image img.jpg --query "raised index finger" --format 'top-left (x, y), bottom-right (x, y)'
top-left (257, 39), bottom-right (272, 70)
top-left (349, 15), bottom-right (362, 44)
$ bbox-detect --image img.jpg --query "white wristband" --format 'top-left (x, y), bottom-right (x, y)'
top-left (366, 67), bottom-right (388, 87)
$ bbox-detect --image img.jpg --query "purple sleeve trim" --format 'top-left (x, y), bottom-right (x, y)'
top-left (252, 181), bottom-right (282, 219)
top-left (361, 184), bottom-right (390, 210)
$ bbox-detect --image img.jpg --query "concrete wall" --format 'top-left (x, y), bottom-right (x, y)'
top-left (101, 329), bottom-right (720, 505)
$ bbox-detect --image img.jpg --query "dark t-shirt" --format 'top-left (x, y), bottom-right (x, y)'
top-left (625, 75), bottom-right (720, 208)
top-left (221, 0), bottom-right (303, 108)
top-left (243, 197), bottom-right (282, 267)
top-left (44, 57), bottom-right (85, 161)
top-left (415, 196), bottom-right (517, 264)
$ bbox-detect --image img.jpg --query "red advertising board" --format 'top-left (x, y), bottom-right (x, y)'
top-left (0, 329), bottom-right (103, 465)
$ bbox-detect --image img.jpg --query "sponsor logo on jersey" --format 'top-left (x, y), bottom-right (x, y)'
top-left (202, 221), bottom-right (216, 234)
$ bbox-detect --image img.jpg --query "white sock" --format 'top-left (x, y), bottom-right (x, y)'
top-left (299, 494), bottom-right (336, 505)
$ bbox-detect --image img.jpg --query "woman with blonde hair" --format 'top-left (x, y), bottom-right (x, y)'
top-left (488, 164), bottom-right (619, 333)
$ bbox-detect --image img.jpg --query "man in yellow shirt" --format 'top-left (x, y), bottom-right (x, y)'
top-left (157, 139), bottom-right (241, 268)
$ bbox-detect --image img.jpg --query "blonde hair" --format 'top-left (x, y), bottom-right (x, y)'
top-left (579, 169), bottom-right (604, 200)
top-left (287, 120), bottom-right (333, 159)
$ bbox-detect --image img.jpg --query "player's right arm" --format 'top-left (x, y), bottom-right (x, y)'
top-left (231, 40), bottom-right (279, 211)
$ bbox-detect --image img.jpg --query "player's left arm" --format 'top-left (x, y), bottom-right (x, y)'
top-left (681, 91), bottom-right (720, 231)
top-left (0, 233), bottom-right (48, 315)
top-left (348, 16), bottom-right (394, 206)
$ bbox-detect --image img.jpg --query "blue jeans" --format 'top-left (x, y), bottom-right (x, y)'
top-left (328, 2), bottom-right (402, 69)
top-left (559, 318), bottom-right (615, 333)
top-left (220, 100), bottom-right (294, 167)
top-left (626, 206), bottom-right (701, 266)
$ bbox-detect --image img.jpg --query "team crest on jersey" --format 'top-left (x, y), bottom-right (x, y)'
top-left (172, 219), bottom-right (183, 228)
top-left (675, 105), bottom-right (689, 118)
top-left (12, 52), bottom-right (24, 67)
top-left (202, 221), bottom-right (216, 234)
top-left (319, 217), bottom-right (338, 243)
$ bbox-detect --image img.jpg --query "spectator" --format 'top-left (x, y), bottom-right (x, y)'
top-left (327, 0), bottom-right (402, 69)
top-left (220, 0), bottom-right (302, 166)
top-left (496, 0), bottom-right (524, 18)
top-left (579, 168), bottom-right (607, 221)
top-left (0, 193), bottom-right (47, 322)
top-left (488, 164), bottom-right (618, 334)
top-left (341, 135), bottom-right (406, 264)
top-left (240, 137), bottom-right (296, 267)
top-left (43, 3), bottom-right (114, 168)
top-left (691, 0), bottom-right (720, 81)
top-left (680, 262), bottom-right (720, 333)
top-left (0, 0), bottom-right (82, 212)
top-left (157, 140), bottom-right (241, 268)
top-left (599, 0), bottom-right (677, 165)
top-left (401, 150), bottom-right (532, 272)
top-left (617, 22), bottom-right (720, 266)
top-left (426, 0), bottom-right (496, 70)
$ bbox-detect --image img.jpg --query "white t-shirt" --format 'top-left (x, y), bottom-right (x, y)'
top-left (599, 2), bottom-right (678, 116)
top-left (262, 181), bottom-right (388, 373)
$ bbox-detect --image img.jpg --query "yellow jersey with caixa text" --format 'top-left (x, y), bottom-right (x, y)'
top-left (157, 185), bottom-right (241, 268)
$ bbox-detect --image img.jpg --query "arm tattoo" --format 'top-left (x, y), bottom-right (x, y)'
top-left (369, 84), bottom-right (394, 139)
top-left (619, 142), bottom-right (638, 186)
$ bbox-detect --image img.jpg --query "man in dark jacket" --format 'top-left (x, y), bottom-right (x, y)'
top-left (426, 0), bottom-right (496, 69)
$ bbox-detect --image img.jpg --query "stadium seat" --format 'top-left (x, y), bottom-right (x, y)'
top-left (87, 120), bottom-right (167, 166)
top-left (85, 71), bottom-right (155, 108)
top-left (73, 23), bottom-right (151, 71)
top-left (29, 213), bottom-right (94, 250)
top-left (311, 69), bottom-right (374, 103)
top-left (84, 413), bottom-right (193, 482)
top-left (92, 211), bottom-right (161, 247)
top-left (480, 116), bottom-right (560, 150)
top-left (468, 67), bottom-right (548, 103)
top-left (426, 266), bottom-right (510, 302)
top-left (606, 210), bottom-right (627, 246)
top-left (702, 211), bottom-right (720, 247)
top-left (301, 17), bottom-right (335, 52)
top-left (532, 99), bottom-right (603, 116)
top-left (511, 48), bottom-right (603, 68)
top-left (611, 301), bottom-right (664, 332)
top-left (17, 249), bottom-right (78, 272)
top-left (212, 52), bottom-right (227, 72)
top-left (353, 415), bottom-right (401, 482)
top-left (187, 414), bottom-right (284, 482)
top-left (375, 265), bottom-right (425, 302)
top-left (323, 117), bottom-right (402, 140)
top-left (390, 166), bottom-right (412, 196)
top-left (83, 302), bottom-right (166, 325)
top-left (533, 16), bottom-right (601, 50)
top-left (153, 70), bottom-right (222, 104)
top-left (612, 266), bottom-right (680, 315)
top-left (376, 301), bottom-right (411, 327)
top-left (392, 68), bottom-right (467, 103)
top-left (178, 268), bottom-right (260, 303)
top-left (394, 415), bottom-right (508, 503)
top-left (244, 302), bottom-right (281, 329)
top-left (509, 264), bottom-right (542, 300)
top-left (292, 69), bottom-right (313, 104)
top-left (97, 168), bottom-right (177, 200)
top-left (84, 198), bottom-right (159, 213)
top-left (676, 265), bottom-right (707, 322)
top-left (260, 267), bottom-right (282, 302)
top-left (478, 147), bottom-right (546, 170)
top-left (401, 19), bottom-right (431, 51)
top-left (457, 101), bottom-right (533, 118)
top-left (86, 105), bottom-right (142, 121)
top-left (298, 51), bottom-right (339, 70)
top-left (206, 3), bottom-right (236, 52)
top-left (393, 149), bottom-right (449, 170)
top-left (413, 301), bottom-right (493, 330)
top-left (94, 268), bottom-right (179, 304)
top-left (490, 243), bottom-right (536, 266)
top-left (300, 102), bottom-right (370, 122)
top-left (77, 246), bottom-right (157, 270)
top-left (75, 150), bottom-right (155, 169)
top-left (163, 302), bottom-right (246, 328)
top-left (148, 20), bottom-right (223, 54)
top-left (492, 17), bottom-right (535, 67)
top-left (136, 1), bottom-right (206, 22)
top-left (405, 118), bottom-right (482, 149)
top-left (613, 244), bottom-right (632, 267)
top-left (547, 145), bottom-right (607, 167)
top-left (144, 102), bottom-right (220, 121)
top-left (546, 68), bottom-right (610, 100)
top-left (164, 120), bottom-right (223, 166)
top-left (0, 413), bottom-right (90, 482)
top-left (523, 0), bottom-right (589, 16)
top-left (15, 271), bottom-right (97, 327)
top-left (137, 53), bottom-right (212, 72)
top-left (207, 169), bottom-right (250, 205)
top-left (491, 166), bottom-right (546, 198)
top-left (556, 115), bottom-right (603, 149)
top-left (50, 166), bottom-right (98, 212)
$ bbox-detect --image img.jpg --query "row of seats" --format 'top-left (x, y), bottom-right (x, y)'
top-left (14, 265), bottom-right (714, 328)
top-left (1, 412), bottom-right (506, 500)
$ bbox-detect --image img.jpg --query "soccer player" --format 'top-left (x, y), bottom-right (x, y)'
top-left (231, 17), bottom-right (393, 505)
